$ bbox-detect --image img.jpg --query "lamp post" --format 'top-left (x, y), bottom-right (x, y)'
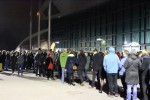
top-left (48, 0), bottom-right (52, 50)
top-left (37, 0), bottom-right (41, 49)
top-left (29, 0), bottom-right (32, 51)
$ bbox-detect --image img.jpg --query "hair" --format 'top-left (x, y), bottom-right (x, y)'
top-left (123, 50), bottom-right (129, 56)
top-left (141, 50), bottom-right (149, 57)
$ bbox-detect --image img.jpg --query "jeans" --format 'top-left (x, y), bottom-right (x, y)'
top-left (18, 63), bottom-right (23, 74)
top-left (141, 76), bottom-right (149, 100)
top-left (83, 69), bottom-right (90, 81)
top-left (126, 85), bottom-right (137, 100)
top-left (77, 69), bottom-right (84, 83)
top-left (107, 73), bottom-right (118, 94)
top-left (61, 68), bottom-right (65, 83)
top-left (5, 60), bottom-right (9, 70)
top-left (91, 70), bottom-right (99, 87)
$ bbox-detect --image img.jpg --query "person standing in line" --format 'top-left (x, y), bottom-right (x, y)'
top-left (45, 53), bottom-right (54, 80)
top-left (124, 49), bottom-right (142, 100)
top-left (84, 52), bottom-right (90, 82)
top-left (5, 51), bottom-right (10, 71)
top-left (17, 52), bottom-right (24, 76)
top-left (90, 50), bottom-right (104, 93)
top-left (139, 50), bottom-right (150, 100)
top-left (59, 49), bottom-right (68, 83)
top-left (11, 53), bottom-right (17, 75)
top-left (77, 50), bottom-right (87, 86)
top-left (103, 47), bottom-right (121, 97)
top-left (119, 50), bottom-right (129, 96)
top-left (65, 51), bottom-right (77, 86)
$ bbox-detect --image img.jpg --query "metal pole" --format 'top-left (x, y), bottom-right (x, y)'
top-left (38, 0), bottom-right (41, 49)
top-left (29, 0), bottom-right (32, 51)
top-left (48, 0), bottom-right (52, 50)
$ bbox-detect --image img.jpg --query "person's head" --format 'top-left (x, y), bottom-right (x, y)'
top-left (84, 52), bottom-right (88, 56)
top-left (109, 47), bottom-right (115, 53)
top-left (103, 50), bottom-right (108, 55)
top-left (93, 49), bottom-right (98, 55)
top-left (130, 49), bottom-right (137, 55)
top-left (123, 50), bottom-right (129, 56)
top-left (141, 50), bottom-right (149, 57)
top-left (80, 49), bottom-right (84, 54)
top-left (47, 52), bottom-right (51, 57)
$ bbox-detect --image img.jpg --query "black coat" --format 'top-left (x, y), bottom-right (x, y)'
top-left (77, 53), bottom-right (87, 70)
top-left (66, 55), bottom-right (77, 73)
top-left (92, 52), bottom-right (104, 71)
top-left (45, 57), bottom-right (53, 69)
top-left (140, 56), bottom-right (150, 83)
top-left (124, 54), bottom-right (142, 85)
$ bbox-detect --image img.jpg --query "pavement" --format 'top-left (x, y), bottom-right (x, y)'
top-left (0, 71), bottom-right (139, 100)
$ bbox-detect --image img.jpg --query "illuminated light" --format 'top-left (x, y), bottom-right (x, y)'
top-left (37, 12), bottom-right (40, 16)
top-left (124, 41), bottom-right (127, 44)
top-left (55, 41), bottom-right (59, 44)
top-left (96, 38), bottom-right (102, 41)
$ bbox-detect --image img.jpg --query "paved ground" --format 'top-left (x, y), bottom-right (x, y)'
top-left (0, 71), bottom-right (138, 100)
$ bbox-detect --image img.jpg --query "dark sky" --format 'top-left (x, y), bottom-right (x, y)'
top-left (0, 0), bottom-right (38, 50)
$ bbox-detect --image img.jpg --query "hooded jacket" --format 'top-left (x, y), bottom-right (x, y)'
top-left (103, 47), bottom-right (121, 73)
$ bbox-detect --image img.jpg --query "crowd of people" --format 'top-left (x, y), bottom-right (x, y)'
top-left (0, 47), bottom-right (149, 100)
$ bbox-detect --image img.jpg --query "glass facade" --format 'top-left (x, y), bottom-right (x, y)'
top-left (51, 0), bottom-right (150, 52)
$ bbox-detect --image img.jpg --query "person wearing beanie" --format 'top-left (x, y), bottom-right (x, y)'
top-left (103, 47), bottom-right (121, 97)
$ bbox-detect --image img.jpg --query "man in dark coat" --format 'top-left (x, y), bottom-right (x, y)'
top-left (140, 50), bottom-right (150, 100)
top-left (11, 53), bottom-right (17, 75)
top-left (91, 49), bottom-right (104, 93)
top-left (77, 50), bottom-right (87, 86)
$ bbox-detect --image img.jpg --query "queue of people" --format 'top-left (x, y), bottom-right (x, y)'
top-left (0, 47), bottom-right (149, 100)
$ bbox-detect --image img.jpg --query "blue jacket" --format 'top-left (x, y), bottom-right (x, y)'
top-left (103, 47), bottom-right (121, 73)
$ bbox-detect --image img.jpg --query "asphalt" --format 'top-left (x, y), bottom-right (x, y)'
top-left (0, 71), bottom-right (140, 100)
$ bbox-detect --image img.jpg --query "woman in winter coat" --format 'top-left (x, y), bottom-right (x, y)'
top-left (124, 49), bottom-right (142, 100)
top-left (45, 53), bottom-right (54, 80)
top-left (65, 51), bottom-right (77, 86)
top-left (140, 50), bottom-right (150, 100)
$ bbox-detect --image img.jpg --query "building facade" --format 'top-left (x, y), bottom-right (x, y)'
top-left (51, 0), bottom-right (150, 52)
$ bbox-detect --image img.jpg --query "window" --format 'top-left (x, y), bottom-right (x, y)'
top-left (146, 31), bottom-right (150, 43)
top-left (132, 33), bottom-right (139, 43)
top-left (117, 34), bottom-right (123, 45)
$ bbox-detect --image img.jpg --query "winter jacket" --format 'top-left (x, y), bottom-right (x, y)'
top-left (45, 57), bottom-right (53, 69)
top-left (140, 56), bottom-right (150, 84)
top-left (124, 54), bottom-right (142, 85)
top-left (103, 47), bottom-right (121, 73)
top-left (17, 55), bottom-right (24, 64)
top-left (92, 52), bottom-right (104, 71)
top-left (65, 54), bottom-right (77, 73)
top-left (77, 53), bottom-right (87, 70)
top-left (60, 52), bottom-right (68, 68)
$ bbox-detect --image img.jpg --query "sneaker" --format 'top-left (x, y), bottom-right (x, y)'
top-left (108, 92), bottom-right (113, 98)
top-left (80, 83), bottom-right (84, 86)
top-left (114, 93), bottom-right (119, 97)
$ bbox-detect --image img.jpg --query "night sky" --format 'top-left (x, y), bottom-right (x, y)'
top-left (0, 0), bottom-right (38, 50)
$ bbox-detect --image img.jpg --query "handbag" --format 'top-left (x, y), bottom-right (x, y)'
top-left (73, 65), bottom-right (77, 70)
top-left (48, 62), bottom-right (53, 70)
